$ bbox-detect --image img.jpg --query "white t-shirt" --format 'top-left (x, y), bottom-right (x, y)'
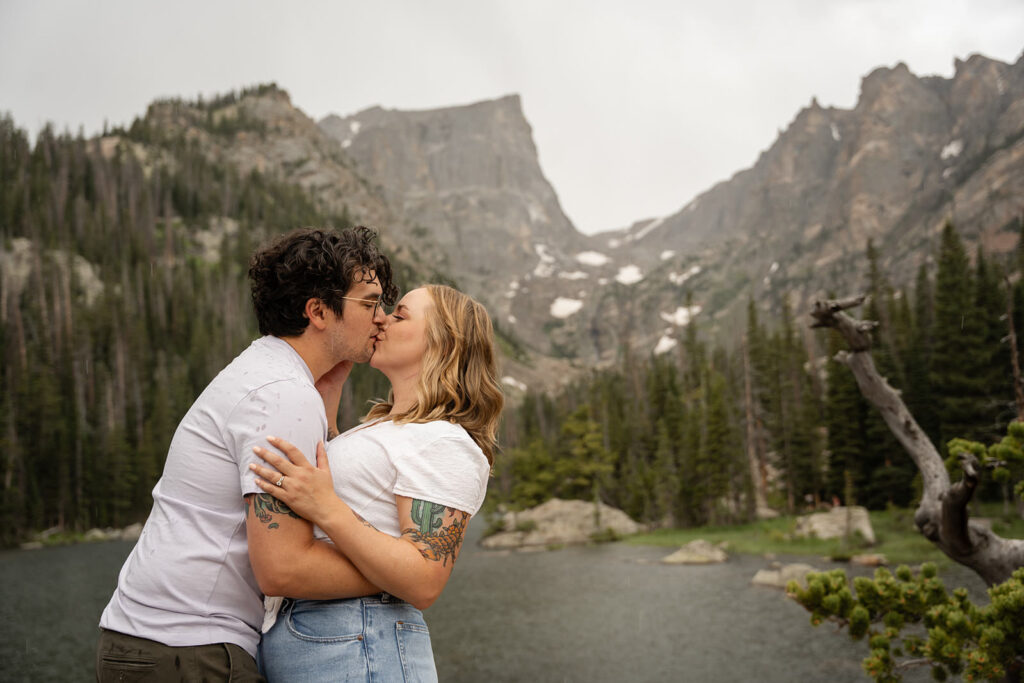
top-left (99, 336), bottom-right (327, 657)
top-left (318, 418), bottom-right (491, 539)
top-left (261, 418), bottom-right (489, 633)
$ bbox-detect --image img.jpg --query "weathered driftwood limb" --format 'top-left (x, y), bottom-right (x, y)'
top-left (811, 296), bottom-right (1024, 586)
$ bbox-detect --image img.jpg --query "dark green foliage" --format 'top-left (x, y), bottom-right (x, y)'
top-left (790, 565), bottom-right (1024, 682)
top-left (824, 326), bottom-right (872, 503)
top-left (905, 263), bottom-right (939, 445)
top-left (931, 223), bottom-right (991, 447)
top-left (0, 112), bottom-right (425, 544)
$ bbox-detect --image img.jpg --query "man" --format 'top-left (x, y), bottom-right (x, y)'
top-left (96, 227), bottom-right (398, 681)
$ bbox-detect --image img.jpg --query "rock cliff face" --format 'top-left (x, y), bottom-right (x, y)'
top-left (590, 53), bottom-right (1024, 350)
top-left (320, 96), bottom-right (590, 325)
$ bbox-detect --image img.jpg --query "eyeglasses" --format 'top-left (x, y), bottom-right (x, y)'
top-left (340, 296), bottom-right (387, 316)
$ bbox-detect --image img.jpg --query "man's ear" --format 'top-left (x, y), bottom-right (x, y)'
top-left (304, 298), bottom-right (330, 331)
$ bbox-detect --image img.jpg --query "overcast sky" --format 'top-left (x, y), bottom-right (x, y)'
top-left (1, 1), bottom-right (1022, 235)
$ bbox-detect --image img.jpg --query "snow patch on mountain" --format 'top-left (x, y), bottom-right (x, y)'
top-left (660, 305), bottom-right (702, 326)
top-left (550, 297), bottom-right (584, 318)
top-left (668, 265), bottom-right (701, 286)
top-left (941, 139), bottom-right (963, 160)
top-left (653, 335), bottom-right (678, 355)
top-left (502, 376), bottom-right (527, 392)
top-left (615, 265), bottom-right (643, 285)
top-left (576, 251), bottom-right (610, 267)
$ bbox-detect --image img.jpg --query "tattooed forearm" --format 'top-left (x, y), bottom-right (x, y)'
top-left (250, 493), bottom-right (300, 529)
top-left (402, 504), bottom-right (468, 567)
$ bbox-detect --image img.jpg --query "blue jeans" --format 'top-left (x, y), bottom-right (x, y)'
top-left (258, 594), bottom-right (437, 683)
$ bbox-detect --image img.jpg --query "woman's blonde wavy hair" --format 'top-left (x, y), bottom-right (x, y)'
top-left (364, 285), bottom-right (504, 464)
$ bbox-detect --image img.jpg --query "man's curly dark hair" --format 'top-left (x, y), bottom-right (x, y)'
top-left (248, 226), bottom-right (399, 337)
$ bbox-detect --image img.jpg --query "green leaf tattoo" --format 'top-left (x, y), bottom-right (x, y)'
top-left (250, 493), bottom-right (299, 529)
top-left (410, 499), bottom-right (446, 535)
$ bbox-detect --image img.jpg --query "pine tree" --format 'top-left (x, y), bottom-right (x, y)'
top-left (700, 371), bottom-right (734, 523)
top-left (931, 222), bottom-right (989, 447)
top-left (905, 263), bottom-right (939, 445)
top-left (973, 251), bottom-right (1014, 438)
top-left (824, 327), bottom-right (869, 503)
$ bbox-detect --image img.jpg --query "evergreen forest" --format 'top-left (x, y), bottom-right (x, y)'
top-left (489, 225), bottom-right (1024, 527)
top-left (2, 109), bottom-right (1023, 548)
top-left (0, 112), bottom-right (413, 544)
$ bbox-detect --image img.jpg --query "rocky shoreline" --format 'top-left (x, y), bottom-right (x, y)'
top-left (18, 523), bottom-right (143, 550)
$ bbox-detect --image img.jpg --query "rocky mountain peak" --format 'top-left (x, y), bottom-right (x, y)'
top-left (319, 94), bottom-right (590, 326)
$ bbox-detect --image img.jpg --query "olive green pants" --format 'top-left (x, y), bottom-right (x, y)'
top-left (96, 628), bottom-right (265, 682)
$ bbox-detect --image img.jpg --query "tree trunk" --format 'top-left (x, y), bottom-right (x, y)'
top-left (810, 296), bottom-right (1024, 586)
top-left (742, 336), bottom-right (769, 514)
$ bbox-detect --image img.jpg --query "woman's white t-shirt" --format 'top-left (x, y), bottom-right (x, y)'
top-left (317, 418), bottom-right (491, 539)
top-left (262, 418), bottom-right (489, 632)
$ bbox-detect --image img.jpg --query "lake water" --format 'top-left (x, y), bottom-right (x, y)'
top-left (0, 527), bottom-right (989, 682)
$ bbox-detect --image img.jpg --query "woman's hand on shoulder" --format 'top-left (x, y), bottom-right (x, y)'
top-left (250, 437), bottom-right (339, 526)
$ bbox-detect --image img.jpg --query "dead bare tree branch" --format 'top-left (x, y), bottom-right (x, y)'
top-left (810, 296), bottom-right (1024, 586)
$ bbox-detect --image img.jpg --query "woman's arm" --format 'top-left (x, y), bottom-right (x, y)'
top-left (250, 438), bottom-right (470, 610)
top-left (314, 361), bottom-right (352, 439)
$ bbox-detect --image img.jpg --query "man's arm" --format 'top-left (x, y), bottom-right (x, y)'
top-left (245, 493), bottom-right (380, 599)
top-left (248, 437), bottom-right (473, 609)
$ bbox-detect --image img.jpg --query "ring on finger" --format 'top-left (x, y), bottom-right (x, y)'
top-left (275, 477), bottom-right (284, 487)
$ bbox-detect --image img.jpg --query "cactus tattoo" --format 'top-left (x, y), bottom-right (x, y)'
top-left (411, 499), bottom-right (446, 535)
top-left (404, 499), bottom-right (469, 567)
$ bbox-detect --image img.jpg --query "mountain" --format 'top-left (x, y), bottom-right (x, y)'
top-left (590, 53), bottom-right (1024, 341)
top-left (319, 96), bottom-right (592, 348)
top-left (85, 50), bottom-right (1024, 388)
top-left (312, 52), bottom-right (1024, 375)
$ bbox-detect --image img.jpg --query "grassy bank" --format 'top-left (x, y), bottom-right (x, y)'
top-left (628, 505), bottom-right (1024, 567)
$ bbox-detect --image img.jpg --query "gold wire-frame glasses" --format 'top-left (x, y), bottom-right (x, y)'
top-left (340, 296), bottom-right (386, 316)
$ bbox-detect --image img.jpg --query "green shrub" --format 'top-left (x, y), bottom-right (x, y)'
top-left (789, 565), bottom-right (1024, 681)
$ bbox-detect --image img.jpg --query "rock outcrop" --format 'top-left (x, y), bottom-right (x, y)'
top-left (481, 498), bottom-right (642, 550)
top-left (794, 506), bottom-right (876, 545)
top-left (660, 539), bottom-right (728, 565)
top-left (751, 562), bottom-right (820, 589)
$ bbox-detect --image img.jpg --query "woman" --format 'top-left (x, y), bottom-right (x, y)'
top-left (249, 284), bottom-right (503, 682)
